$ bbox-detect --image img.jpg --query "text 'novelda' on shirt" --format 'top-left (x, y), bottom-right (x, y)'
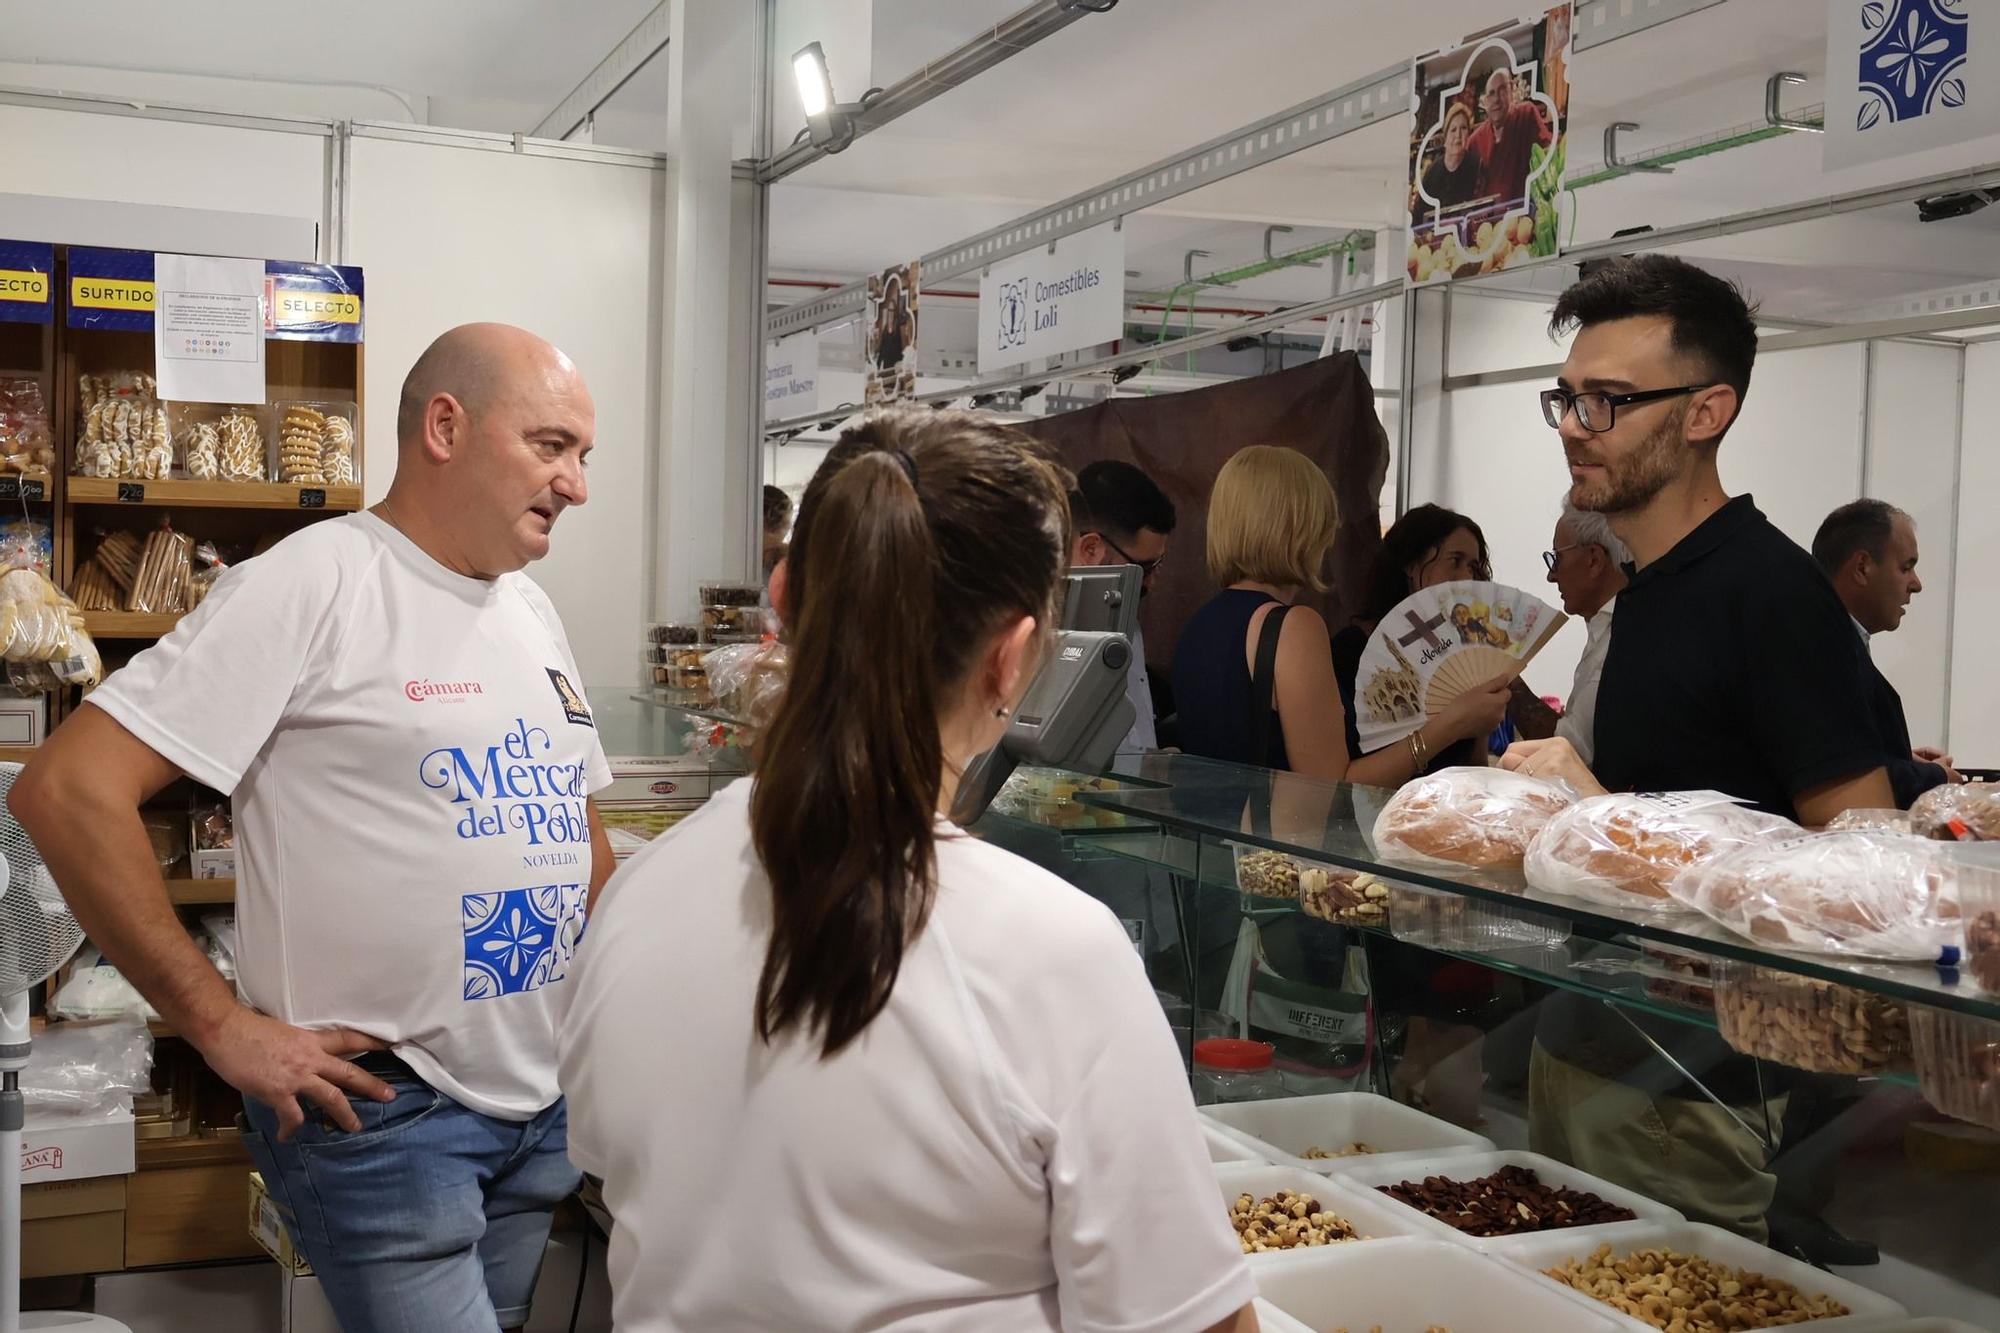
top-left (420, 717), bottom-right (591, 846)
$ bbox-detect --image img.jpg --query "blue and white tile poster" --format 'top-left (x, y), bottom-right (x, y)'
top-left (1826, 0), bottom-right (1997, 169)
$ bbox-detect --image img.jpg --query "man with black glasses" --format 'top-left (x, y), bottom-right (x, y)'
top-left (1504, 254), bottom-right (1892, 822)
top-left (1506, 255), bottom-right (1892, 1260)
top-left (1070, 460), bottom-right (1176, 752)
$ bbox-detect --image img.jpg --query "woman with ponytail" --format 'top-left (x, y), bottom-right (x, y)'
top-left (560, 409), bottom-right (1257, 1333)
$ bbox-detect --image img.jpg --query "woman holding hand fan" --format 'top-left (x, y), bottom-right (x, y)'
top-left (1173, 454), bottom-right (1507, 784)
top-left (1329, 504), bottom-right (1519, 779)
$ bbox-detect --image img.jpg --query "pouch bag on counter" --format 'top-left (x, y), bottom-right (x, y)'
top-left (1670, 828), bottom-right (1963, 962)
top-left (1371, 765), bottom-right (1574, 870)
top-left (1219, 918), bottom-right (1372, 1094)
top-left (1524, 791), bottom-right (1797, 916)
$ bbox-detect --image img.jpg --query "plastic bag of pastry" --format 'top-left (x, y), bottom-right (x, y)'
top-left (0, 378), bottom-right (53, 476)
top-left (0, 567), bottom-right (68, 662)
top-left (126, 524), bottom-right (193, 614)
top-left (1370, 765), bottom-right (1576, 870)
top-left (1913, 782), bottom-right (2000, 842)
top-left (1827, 807), bottom-right (1916, 835)
top-left (0, 518), bottom-right (52, 578)
top-left (1524, 791), bottom-right (1797, 915)
top-left (187, 541), bottom-right (226, 610)
top-left (1670, 828), bottom-right (1963, 961)
top-left (703, 639), bottom-right (788, 731)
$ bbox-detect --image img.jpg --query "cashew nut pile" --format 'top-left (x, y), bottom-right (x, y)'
top-left (1543, 1244), bottom-right (1848, 1331)
top-left (1228, 1189), bottom-right (1362, 1254)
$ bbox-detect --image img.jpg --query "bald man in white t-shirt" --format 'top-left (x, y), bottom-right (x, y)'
top-left (13, 324), bottom-right (616, 1333)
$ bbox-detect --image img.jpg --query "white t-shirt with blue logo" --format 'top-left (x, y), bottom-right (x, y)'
top-left (87, 512), bottom-right (612, 1121)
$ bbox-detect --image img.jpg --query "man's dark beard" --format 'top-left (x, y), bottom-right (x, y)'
top-left (1571, 404), bottom-right (1690, 515)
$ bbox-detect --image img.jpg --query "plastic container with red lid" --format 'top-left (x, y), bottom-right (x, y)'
top-left (1194, 1038), bottom-right (1280, 1105)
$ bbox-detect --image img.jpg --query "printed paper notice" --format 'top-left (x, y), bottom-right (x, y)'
top-left (154, 254), bottom-right (267, 404)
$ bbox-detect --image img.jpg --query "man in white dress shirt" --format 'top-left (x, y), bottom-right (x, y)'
top-left (1068, 460), bottom-right (1175, 753)
top-left (1545, 498), bottom-right (1629, 765)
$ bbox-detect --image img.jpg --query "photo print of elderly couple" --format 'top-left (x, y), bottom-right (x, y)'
top-left (1407, 3), bottom-right (1571, 285)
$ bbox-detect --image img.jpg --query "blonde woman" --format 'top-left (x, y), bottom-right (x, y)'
top-left (1171, 446), bottom-right (1506, 782)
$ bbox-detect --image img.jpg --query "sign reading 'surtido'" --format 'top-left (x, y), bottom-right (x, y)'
top-left (977, 223), bottom-right (1126, 372)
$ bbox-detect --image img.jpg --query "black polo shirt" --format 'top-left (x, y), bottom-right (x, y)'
top-left (1591, 495), bottom-right (1884, 821)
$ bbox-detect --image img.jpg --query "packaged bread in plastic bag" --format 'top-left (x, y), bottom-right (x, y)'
top-left (1525, 791), bottom-right (1797, 914)
top-left (1912, 782), bottom-right (2000, 842)
top-left (1669, 829), bottom-right (1962, 961)
top-left (1370, 766), bottom-right (1575, 870)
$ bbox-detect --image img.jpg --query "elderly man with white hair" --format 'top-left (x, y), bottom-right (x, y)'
top-left (1543, 497), bottom-right (1630, 765)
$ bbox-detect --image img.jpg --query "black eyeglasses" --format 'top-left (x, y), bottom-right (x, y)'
top-left (1540, 384), bottom-right (1716, 433)
top-left (1541, 543), bottom-right (1583, 573)
top-left (1099, 533), bottom-right (1165, 578)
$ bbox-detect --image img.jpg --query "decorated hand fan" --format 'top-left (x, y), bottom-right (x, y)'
top-left (1353, 580), bottom-right (1567, 754)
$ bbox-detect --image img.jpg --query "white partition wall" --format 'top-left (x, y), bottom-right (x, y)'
top-left (346, 135), bottom-right (668, 688)
top-left (1953, 341), bottom-right (2000, 763)
top-left (1864, 342), bottom-right (1963, 751)
top-left (0, 103), bottom-right (324, 254)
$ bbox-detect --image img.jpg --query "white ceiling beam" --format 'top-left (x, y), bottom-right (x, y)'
top-left (530, 1), bottom-right (671, 142)
top-left (766, 0), bottom-right (1746, 340)
top-left (757, 0), bottom-right (1112, 185)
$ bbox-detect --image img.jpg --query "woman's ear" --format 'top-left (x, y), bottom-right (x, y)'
top-left (988, 615), bottom-right (1040, 710)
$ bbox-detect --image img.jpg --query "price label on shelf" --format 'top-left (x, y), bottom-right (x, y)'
top-left (297, 488), bottom-right (326, 509)
top-left (117, 483), bottom-right (145, 503)
top-left (0, 477), bottom-right (40, 501)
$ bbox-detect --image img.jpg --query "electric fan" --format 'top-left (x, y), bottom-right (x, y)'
top-left (0, 764), bottom-right (132, 1331)
top-left (1352, 581), bottom-right (1568, 754)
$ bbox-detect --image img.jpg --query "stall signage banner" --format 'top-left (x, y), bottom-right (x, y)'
top-left (764, 331), bottom-right (820, 422)
top-left (1825, 0), bottom-right (1997, 170)
top-left (67, 247), bottom-right (156, 331)
top-left (977, 223), bottom-right (1126, 372)
top-left (265, 262), bottom-right (365, 343)
top-left (1406, 4), bottom-right (1572, 285)
top-left (0, 242), bottom-right (53, 325)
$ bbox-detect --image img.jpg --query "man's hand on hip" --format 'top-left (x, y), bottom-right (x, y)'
top-left (198, 1008), bottom-right (395, 1141)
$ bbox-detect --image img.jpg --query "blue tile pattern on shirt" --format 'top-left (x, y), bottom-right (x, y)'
top-left (462, 883), bottom-right (587, 1001)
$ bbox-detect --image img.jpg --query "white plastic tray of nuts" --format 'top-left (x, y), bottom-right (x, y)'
top-left (1839, 1323), bottom-right (1988, 1332)
top-left (1325, 1150), bottom-right (1681, 1255)
top-left (1213, 1163), bottom-right (1429, 1263)
top-left (1494, 1222), bottom-right (1905, 1332)
top-left (1204, 1121), bottom-right (1268, 1165)
top-left (1247, 1235), bottom-right (1632, 1332)
top-left (1200, 1092), bottom-right (1495, 1176)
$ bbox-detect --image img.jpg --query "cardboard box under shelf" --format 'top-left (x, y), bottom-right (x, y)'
top-left (128, 1154), bottom-right (263, 1267)
top-left (23, 1175), bottom-right (125, 1278)
top-left (21, 1110), bottom-right (136, 1182)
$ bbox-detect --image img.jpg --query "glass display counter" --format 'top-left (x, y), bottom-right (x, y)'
top-left (975, 753), bottom-right (2000, 1329)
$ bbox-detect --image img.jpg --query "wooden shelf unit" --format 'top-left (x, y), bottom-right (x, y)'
top-left (29, 246), bottom-right (367, 1271)
top-left (67, 477), bottom-right (362, 512)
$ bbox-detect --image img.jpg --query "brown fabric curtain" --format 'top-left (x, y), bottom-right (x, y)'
top-left (1018, 352), bottom-right (1390, 684)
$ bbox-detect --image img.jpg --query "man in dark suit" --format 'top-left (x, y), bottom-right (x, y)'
top-left (1811, 498), bottom-right (1960, 806)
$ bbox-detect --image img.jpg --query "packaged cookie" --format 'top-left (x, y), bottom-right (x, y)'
top-left (73, 371), bottom-right (160, 479)
top-left (217, 407), bottom-right (267, 483)
top-left (0, 378), bottom-right (54, 476)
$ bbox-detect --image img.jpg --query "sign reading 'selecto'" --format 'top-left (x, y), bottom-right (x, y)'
top-left (977, 223), bottom-right (1126, 373)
